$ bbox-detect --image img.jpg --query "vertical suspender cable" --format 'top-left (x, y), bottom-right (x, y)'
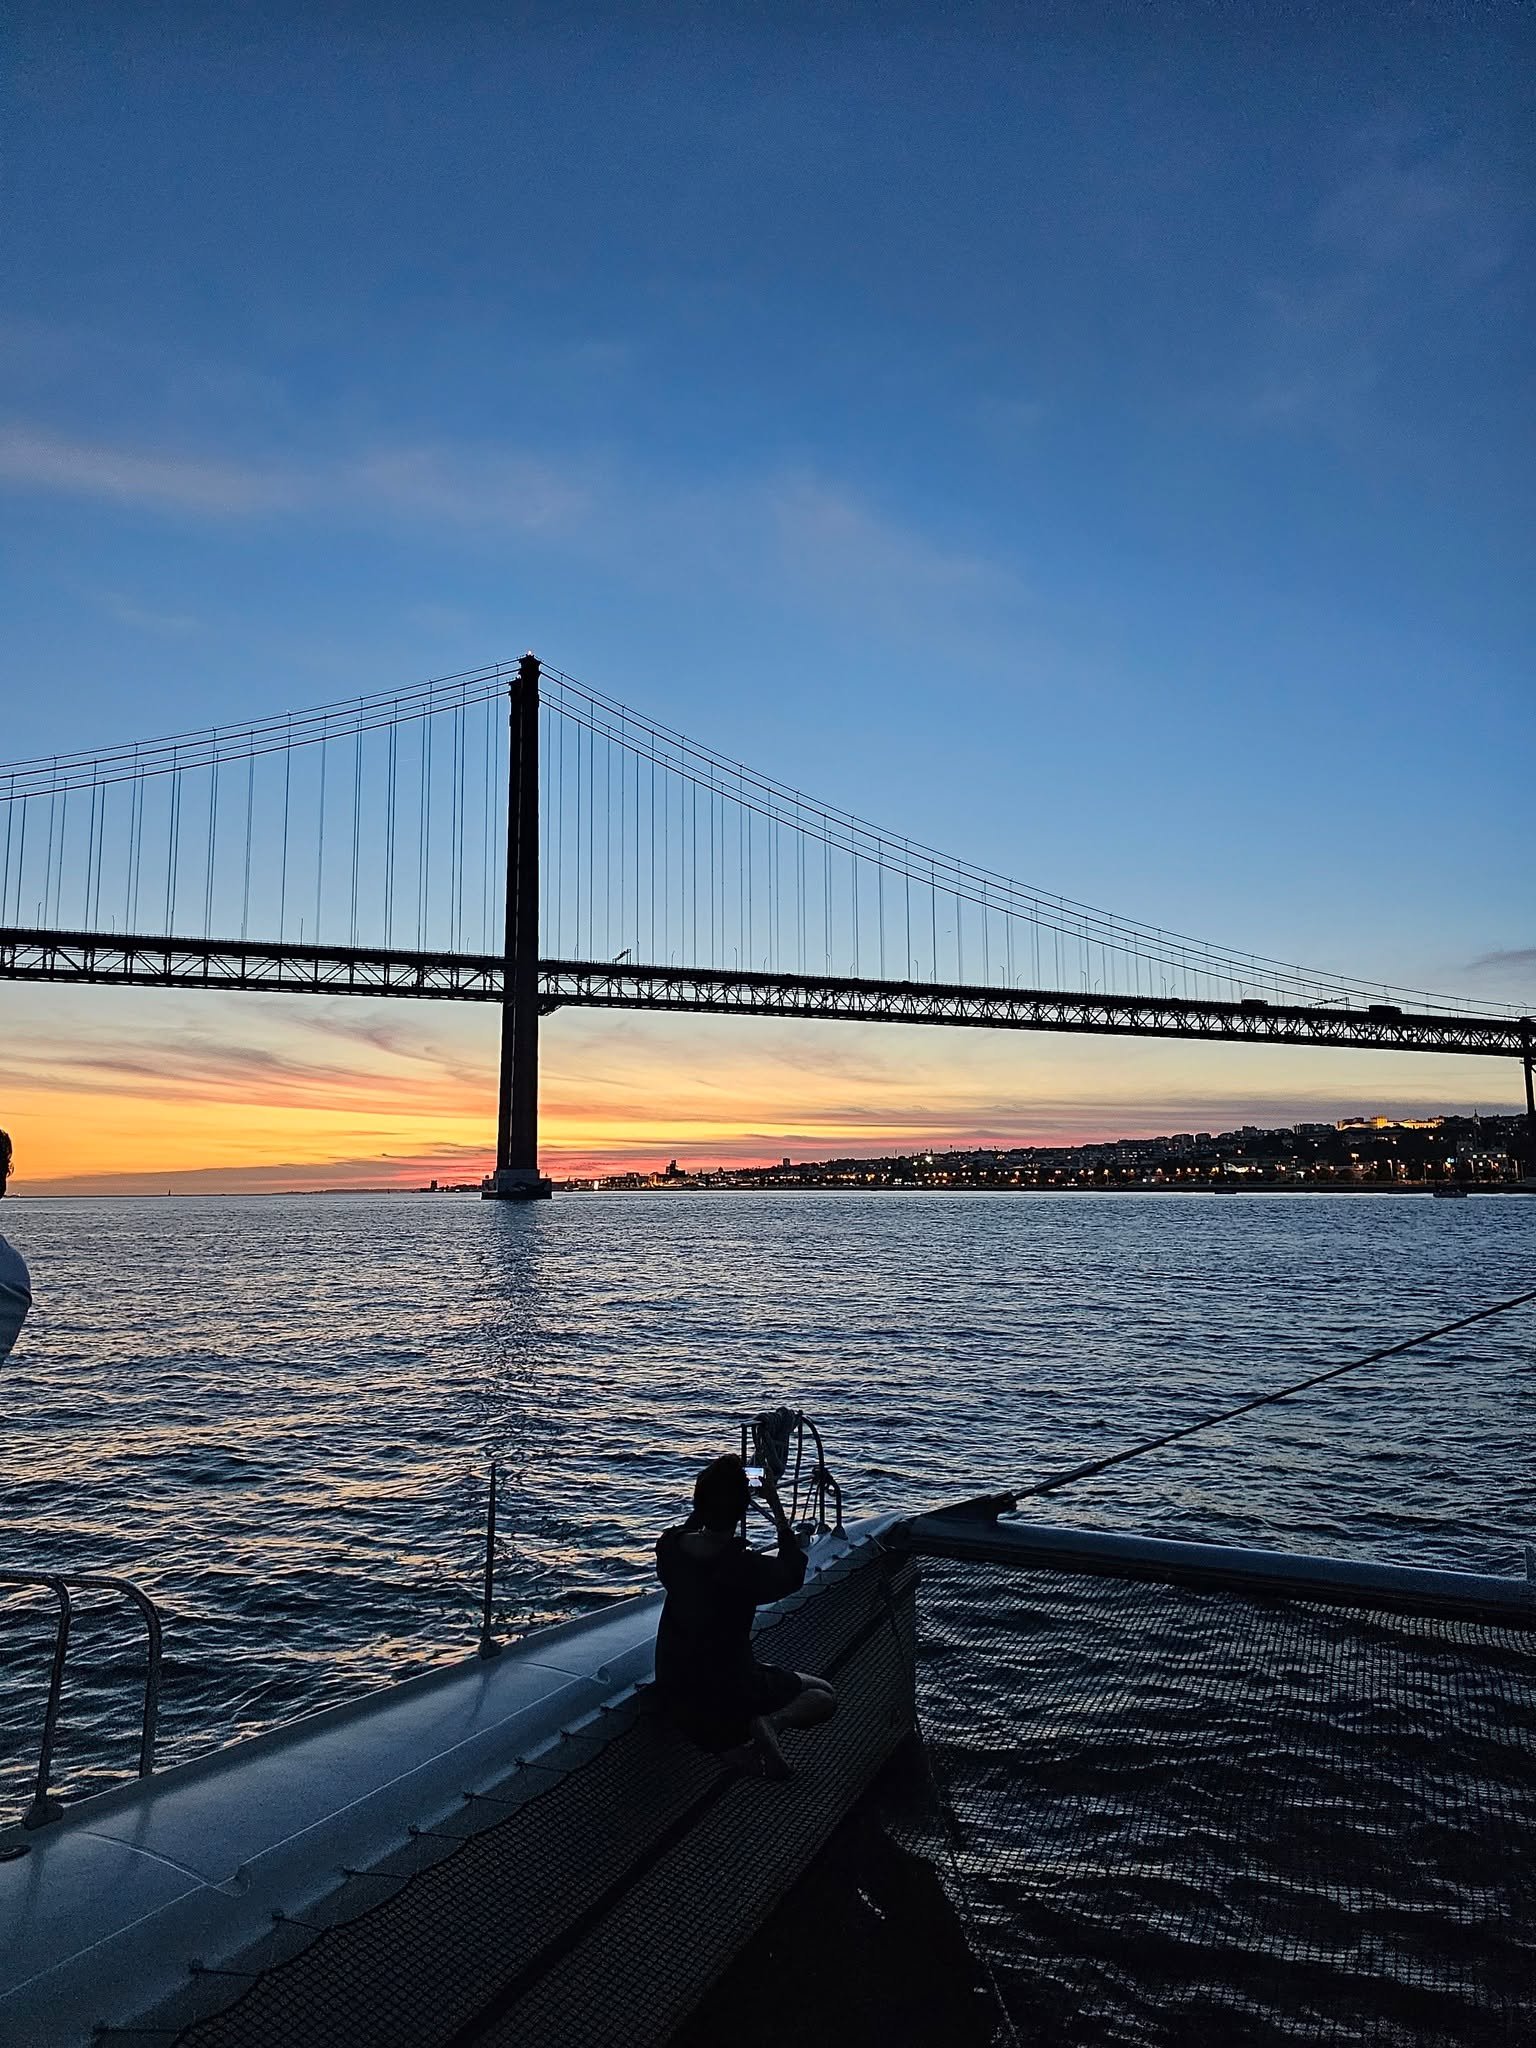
top-left (13, 794), bottom-right (27, 925)
top-left (824, 826), bottom-right (831, 975)
top-left (738, 770), bottom-right (746, 971)
top-left (51, 779), bottom-right (63, 927)
top-left (483, 691), bottom-right (493, 953)
top-left (851, 832), bottom-right (859, 977)
top-left (708, 772), bottom-right (715, 968)
top-left (56, 785), bottom-right (68, 927)
top-left (556, 701), bottom-right (566, 957)
top-left (574, 719), bottom-right (583, 961)
top-left (315, 726), bottom-right (327, 946)
top-left (904, 845), bottom-right (912, 982)
top-left (166, 754), bottom-right (181, 933)
top-left (386, 712), bottom-right (398, 949)
top-left (538, 703), bottom-right (548, 954)
top-left (43, 768), bottom-right (57, 929)
top-left (619, 711), bottom-right (627, 958)
top-left (242, 752), bottom-right (255, 941)
top-left (351, 704), bottom-right (363, 949)
top-left (279, 723), bottom-right (292, 945)
top-left (796, 803), bottom-right (805, 974)
top-left (204, 739), bottom-right (219, 939)
top-left (458, 699), bottom-right (468, 948)
top-left (610, 733), bottom-right (618, 962)
top-left (877, 836), bottom-right (885, 980)
top-left (84, 773), bottom-right (97, 927)
top-left (416, 704), bottom-right (428, 951)
top-left (1, 773), bottom-right (12, 923)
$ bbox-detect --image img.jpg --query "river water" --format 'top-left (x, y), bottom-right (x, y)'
top-left (2, 1189), bottom-right (1533, 1816)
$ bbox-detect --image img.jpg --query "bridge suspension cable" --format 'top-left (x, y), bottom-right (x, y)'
top-left (0, 655), bottom-right (1526, 1023)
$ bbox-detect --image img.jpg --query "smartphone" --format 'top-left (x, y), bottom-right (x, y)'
top-left (743, 1465), bottom-right (765, 1489)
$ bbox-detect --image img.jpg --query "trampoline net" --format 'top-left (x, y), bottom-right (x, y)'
top-left (898, 1555), bottom-right (1536, 2048)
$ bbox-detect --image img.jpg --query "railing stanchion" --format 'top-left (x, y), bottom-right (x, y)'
top-left (71, 1575), bottom-right (163, 1775)
top-left (479, 1461), bottom-right (502, 1659)
top-left (0, 1572), bottom-right (72, 1829)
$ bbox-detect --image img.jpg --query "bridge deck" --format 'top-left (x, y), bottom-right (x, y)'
top-left (1, 928), bottom-right (1527, 1057)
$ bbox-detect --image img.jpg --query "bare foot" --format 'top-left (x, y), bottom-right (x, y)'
top-left (749, 1716), bottom-right (793, 1781)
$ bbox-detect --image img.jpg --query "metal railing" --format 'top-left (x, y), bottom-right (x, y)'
top-left (0, 1569), bottom-right (163, 1831)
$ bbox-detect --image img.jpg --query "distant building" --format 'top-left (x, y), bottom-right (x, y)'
top-left (1337, 1116), bottom-right (1444, 1133)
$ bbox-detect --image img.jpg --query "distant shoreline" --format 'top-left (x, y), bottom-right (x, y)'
top-left (12, 1182), bottom-right (1532, 1201)
top-left (561, 1181), bottom-right (1532, 1197)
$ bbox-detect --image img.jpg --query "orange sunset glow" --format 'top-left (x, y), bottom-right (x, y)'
top-left (4, 982), bottom-right (1519, 1196)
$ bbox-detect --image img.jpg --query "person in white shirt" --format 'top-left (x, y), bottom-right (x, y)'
top-left (0, 1129), bottom-right (32, 1362)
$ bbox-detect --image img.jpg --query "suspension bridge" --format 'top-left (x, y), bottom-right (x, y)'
top-left (2, 655), bottom-right (1531, 1197)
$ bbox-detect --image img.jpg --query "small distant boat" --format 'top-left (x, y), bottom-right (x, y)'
top-left (1432, 1183), bottom-right (1469, 1199)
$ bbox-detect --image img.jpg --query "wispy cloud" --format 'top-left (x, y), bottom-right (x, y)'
top-left (1466, 946), bottom-right (1536, 979)
top-left (975, 394), bottom-right (1047, 435)
top-left (0, 425), bottom-right (291, 515)
top-left (345, 446), bottom-right (588, 532)
top-left (3, 1010), bottom-right (490, 1115)
top-left (0, 421), bottom-right (1024, 645)
top-left (1235, 130), bottom-right (1516, 432)
top-left (766, 475), bottom-right (1024, 611)
top-left (0, 424), bottom-right (587, 533)
top-left (94, 591), bottom-right (202, 636)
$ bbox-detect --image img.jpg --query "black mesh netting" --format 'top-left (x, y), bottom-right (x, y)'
top-left (895, 1558), bottom-right (1536, 2048)
top-left (107, 1544), bottom-right (1536, 2048)
top-left (137, 1548), bottom-right (919, 2048)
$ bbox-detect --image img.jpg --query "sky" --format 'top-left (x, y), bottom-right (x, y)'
top-left (2, 5), bottom-right (1533, 1193)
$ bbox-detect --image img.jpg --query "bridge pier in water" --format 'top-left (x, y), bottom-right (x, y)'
top-left (482, 653), bottom-right (552, 1202)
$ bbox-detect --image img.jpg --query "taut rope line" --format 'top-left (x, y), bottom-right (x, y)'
top-left (1015, 1283), bottom-right (1536, 1503)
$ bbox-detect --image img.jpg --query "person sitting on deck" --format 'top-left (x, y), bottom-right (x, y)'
top-left (655, 1453), bottom-right (836, 1779)
top-left (0, 1130), bottom-right (32, 1364)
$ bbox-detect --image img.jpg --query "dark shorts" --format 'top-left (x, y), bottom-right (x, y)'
top-left (665, 1661), bottom-right (804, 1752)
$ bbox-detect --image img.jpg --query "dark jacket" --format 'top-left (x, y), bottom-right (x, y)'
top-left (653, 1517), bottom-right (807, 1721)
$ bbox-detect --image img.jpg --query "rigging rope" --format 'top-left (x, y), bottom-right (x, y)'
top-left (1013, 1284), bottom-right (1536, 1503)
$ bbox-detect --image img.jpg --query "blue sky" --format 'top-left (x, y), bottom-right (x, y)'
top-left (2, 6), bottom-right (1533, 1185)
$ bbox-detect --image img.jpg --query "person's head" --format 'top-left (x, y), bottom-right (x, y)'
top-left (692, 1453), bottom-right (750, 1532)
top-left (0, 1130), bottom-right (10, 1196)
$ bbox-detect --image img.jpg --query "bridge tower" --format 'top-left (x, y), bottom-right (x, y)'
top-left (482, 654), bottom-right (553, 1201)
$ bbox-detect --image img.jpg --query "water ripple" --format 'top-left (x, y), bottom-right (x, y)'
top-left (1, 1189), bottom-right (1532, 1813)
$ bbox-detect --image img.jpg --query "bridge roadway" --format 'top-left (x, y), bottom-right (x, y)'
top-left (2, 927), bottom-right (1529, 1060)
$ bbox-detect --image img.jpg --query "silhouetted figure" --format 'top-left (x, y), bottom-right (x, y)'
top-left (655, 1453), bottom-right (836, 1778)
top-left (0, 1130), bottom-right (32, 1363)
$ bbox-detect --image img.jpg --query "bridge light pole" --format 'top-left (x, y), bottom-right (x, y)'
top-left (1522, 1018), bottom-right (1536, 1189)
top-left (482, 653), bottom-right (552, 1202)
